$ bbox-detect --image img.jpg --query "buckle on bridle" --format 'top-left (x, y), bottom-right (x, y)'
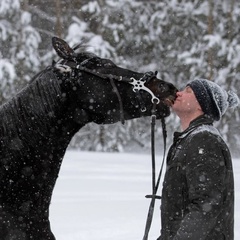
top-left (129, 72), bottom-right (160, 105)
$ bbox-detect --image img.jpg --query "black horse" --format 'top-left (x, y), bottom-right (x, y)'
top-left (0, 37), bottom-right (177, 239)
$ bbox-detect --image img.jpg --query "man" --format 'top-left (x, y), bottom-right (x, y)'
top-left (159, 79), bottom-right (239, 240)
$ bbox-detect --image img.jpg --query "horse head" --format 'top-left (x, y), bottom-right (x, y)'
top-left (52, 37), bottom-right (177, 125)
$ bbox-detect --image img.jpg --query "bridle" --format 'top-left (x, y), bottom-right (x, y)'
top-left (54, 59), bottom-right (167, 240)
top-left (54, 59), bottom-right (160, 123)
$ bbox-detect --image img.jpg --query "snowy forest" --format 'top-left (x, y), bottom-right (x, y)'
top-left (0, 0), bottom-right (239, 156)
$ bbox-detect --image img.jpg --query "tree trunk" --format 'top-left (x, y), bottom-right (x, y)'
top-left (55, 0), bottom-right (62, 38)
top-left (228, 0), bottom-right (235, 41)
top-left (207, 0), bottom-right (214, 80)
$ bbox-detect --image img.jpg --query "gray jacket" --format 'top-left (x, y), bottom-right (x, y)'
top-left (160, 115), bottom-right (234, 240)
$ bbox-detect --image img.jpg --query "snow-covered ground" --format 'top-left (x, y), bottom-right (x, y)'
top-left (50, 150), bottom-right (240, 240)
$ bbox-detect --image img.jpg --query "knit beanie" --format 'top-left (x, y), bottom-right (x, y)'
top-left (187, 79), bottom-right (239, 121)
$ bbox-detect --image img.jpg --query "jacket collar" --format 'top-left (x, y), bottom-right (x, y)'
top-left (173, 114), bottom-right (214, 142)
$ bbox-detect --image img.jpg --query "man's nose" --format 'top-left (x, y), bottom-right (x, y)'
top-left (176, 91), bottom-right (182, 97)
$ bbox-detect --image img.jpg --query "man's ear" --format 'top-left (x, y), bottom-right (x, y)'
top-left (196, 101), bottom-right (203, 113)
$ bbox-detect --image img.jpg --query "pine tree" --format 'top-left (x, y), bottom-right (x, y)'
top-left (1, 0), bottom-right (239, 154)
top-left (0, 0), bottom-right (41, 103)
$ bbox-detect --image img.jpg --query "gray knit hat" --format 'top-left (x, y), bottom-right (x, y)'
top-left (187, 79), bottom-right (239, 121)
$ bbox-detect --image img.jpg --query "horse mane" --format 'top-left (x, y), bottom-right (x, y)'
top-left (0, 68), bottom-right (62, 151)
top-left (0, 42), bottom-right (105, 154)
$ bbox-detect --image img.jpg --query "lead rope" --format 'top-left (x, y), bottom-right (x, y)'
top-left (142, 101), bottom-right (167, 240)
top-left (155, 117), bottom-right (167, 192)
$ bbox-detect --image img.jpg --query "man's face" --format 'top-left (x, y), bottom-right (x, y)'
top-left (172, 86), bottom-right (202, 115)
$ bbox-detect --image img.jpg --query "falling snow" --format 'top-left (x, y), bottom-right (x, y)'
top-left (50, 151), bottom-right (240, 240)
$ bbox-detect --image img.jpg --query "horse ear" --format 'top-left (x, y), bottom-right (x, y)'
top-left (52, 37), bottom-right (75, 60)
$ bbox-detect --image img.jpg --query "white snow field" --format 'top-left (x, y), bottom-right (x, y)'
top-left (50, 150), bottom-right (240, 240)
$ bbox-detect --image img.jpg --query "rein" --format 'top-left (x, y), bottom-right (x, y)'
top-left (142, 103), bottom-right (167, 240)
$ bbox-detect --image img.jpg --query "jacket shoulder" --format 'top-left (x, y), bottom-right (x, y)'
top-left (178, 125), bottom-right (231, 162)
top-left (187, 125), bottom-right (223, 144)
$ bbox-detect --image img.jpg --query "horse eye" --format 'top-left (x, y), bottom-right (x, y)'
top-left (104, 63), bottom-right (113, 68)
top-left (102, 59), bottom-right (115, 68)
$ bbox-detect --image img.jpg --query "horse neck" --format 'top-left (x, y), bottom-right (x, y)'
top-left (0, 68), bottom-right (84, 151)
